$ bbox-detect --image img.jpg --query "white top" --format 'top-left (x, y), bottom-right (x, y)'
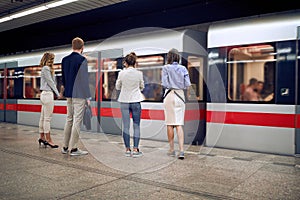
top-left (115, 67), bottom-right (145, 103)
top-left (40, 65), bottom-right (60, 96)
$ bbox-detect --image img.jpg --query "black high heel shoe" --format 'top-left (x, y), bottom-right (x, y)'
top-left (38, 138), bottom-right (48, 148)
top-left (46, 142), bottom-right (59, 148)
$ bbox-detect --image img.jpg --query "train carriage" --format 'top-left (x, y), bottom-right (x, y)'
top-left (206, 12), bottom-right (300, 155)
top-left (0, 28), bottom-right (207, 145)
top-left (2, 11), bottom-right (299, 156)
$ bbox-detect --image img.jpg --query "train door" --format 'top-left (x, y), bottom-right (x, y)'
top-left (99, 49), bottom-right (123, 134)
top-left (184, 54), bottom-right (207, 145)
top-left (296, 26), bottom-right (300, 155)
top-left (0, 62), bottom-right (18, 123)
top-left (0, 63), bottom-right (4, 121)
top-left (5, 62), bottom-right (18, 123)
top-left (85, 49), bottom-right (123, 133)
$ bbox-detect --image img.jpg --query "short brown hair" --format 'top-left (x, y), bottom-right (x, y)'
top-left (167, 48), bottom-right (180, 64)
top-left (72, 37), bottom-right (84, 50)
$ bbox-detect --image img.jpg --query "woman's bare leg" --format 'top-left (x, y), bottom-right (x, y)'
top-left (175, 125), bottom-right (184, 152)
top-left (167, 125), bottom-right (175, 152)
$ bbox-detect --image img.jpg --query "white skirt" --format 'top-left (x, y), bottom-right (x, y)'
top-left (163, 89), bottom-right (185, 125)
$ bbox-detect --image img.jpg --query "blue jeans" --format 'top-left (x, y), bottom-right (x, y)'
top-left (120, 102), bottom-right (141, 149)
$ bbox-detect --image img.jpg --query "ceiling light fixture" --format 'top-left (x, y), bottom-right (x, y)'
top-left (0, 0), bottom-right (79, 23)
top-left (46, 0), bottom-right (79, 8)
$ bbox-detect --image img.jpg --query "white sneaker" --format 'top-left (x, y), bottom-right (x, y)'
top-left (70, 148), bottom-right (88, 156)
top-left (125, 150), bottom-right (131, 157)
top-left (132, 150), bottom-right (143, 158)
top-left (61, 147), bottom-right (69, 154)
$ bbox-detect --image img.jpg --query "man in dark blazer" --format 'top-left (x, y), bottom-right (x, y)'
top-left (61, 37), bottom-right (91, 156)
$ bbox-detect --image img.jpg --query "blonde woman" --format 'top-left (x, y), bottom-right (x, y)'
top-left (38, 52), bottom-right (61, 148)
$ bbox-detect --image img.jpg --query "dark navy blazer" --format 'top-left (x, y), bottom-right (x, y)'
top-left (62, 52), bottom-right (91, 99)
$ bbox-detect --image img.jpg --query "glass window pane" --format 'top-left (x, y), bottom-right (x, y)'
top-left (7, 69), bottom-right (16, 99)
top-left (138, 55), bottom-right (164, 101)
top-left (187, 56), bottom-right (204, 101)
top-left (24, 66), bottom-right (41, 99)
top-left (53, 64), bottom-right (64, 99)
top-left (86, 55), bottom-right (98, 101)
top-left (102, 58), bottom-right (119, 100)
top-left (23, 65), bottom-right (62, 99)
top-left (0, 70), bottom-right (3, 98)
top-left (228, 44), bottom-right (275, 102)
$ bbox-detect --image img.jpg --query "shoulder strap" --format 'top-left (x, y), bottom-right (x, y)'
top-left (174, 90), bottom-right (185, 103)
top-left (162, 89), bottom-right (172, 100)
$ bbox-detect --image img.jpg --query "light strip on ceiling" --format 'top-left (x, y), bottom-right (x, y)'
top-left (10, 6), bottom-right (48, 19)
top-left (46, 0), bottom-right (79, 8)
top-left (0, 0), bottom-right (79, 23)
top-left (0, 17), bottom-right (11, 23)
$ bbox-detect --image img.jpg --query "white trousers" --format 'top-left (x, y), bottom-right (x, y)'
top-left (39, 91), bottom-right (54, 133)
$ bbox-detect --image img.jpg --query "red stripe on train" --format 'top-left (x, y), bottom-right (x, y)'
top-left (7, 104), bottom-right (203, 121)
top-left (207, 111), bottom-right (295, 128)
top-left (6, 103), bottom-right (17, 111)
top-left (100, 108), bottom-right (122, 118)
top-left (17, 104), bottom-right (67, 114)
top-left (5, 103), bottom-right (297, 127)
top-left (296, 114), bottom-right (300, 129)
top-left (100, 108), bottom-right (204, 121)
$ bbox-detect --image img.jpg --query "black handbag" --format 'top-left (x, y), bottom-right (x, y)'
top-left (83, 104), bottom-right (92, 130)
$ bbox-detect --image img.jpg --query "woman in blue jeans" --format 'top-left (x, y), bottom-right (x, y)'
top-left (116, 52), bottom-right (145, 157)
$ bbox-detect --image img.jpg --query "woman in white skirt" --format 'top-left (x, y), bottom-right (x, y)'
top-left (162, 48), bottom-right (191, 159)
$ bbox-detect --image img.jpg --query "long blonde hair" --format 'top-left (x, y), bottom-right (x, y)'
top-left (40, 52), bottom-right (55, 75)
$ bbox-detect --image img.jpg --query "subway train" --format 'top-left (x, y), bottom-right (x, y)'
top-left (0, 12), bottom-right (300, 155)
top-left (0, 28), bottom-right (207, 145)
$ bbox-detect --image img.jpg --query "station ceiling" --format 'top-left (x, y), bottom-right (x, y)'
top-left (1, 0), bottom-right (300, 56)
top-left (0, 0), bottom-right (127, 32)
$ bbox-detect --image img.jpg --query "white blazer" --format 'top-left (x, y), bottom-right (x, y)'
top-left (115, 67), bottom-right (145, 103)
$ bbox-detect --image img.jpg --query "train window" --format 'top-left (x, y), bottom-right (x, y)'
top-left (85, 55), bottom-right (98, 101)
top-left (187, 56), bottom-right (204, 101)
top-left (138, 55), bottom-right (164, 101)
top-left (298, 40), bottom-right (300, 105)
top-left (53, 64), bottom-right (64, 99)
top-left (102, 58), bottom-right (119, 100)
top-left (0, 70), bottom-right (3, 98)
top-left (7, 69), bottom-right (16, 99)
top-left (23, 65), bottom-right (63, 99)
top-left (227, 44), bottom-right (275, 102)
top-left (24, 66), bottom-right (41, 98)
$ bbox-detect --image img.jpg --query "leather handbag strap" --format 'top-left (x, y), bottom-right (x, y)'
top-left (162, 89), bottom-right (172, 100)
top-left (174, 90), bottom-right (185, 103)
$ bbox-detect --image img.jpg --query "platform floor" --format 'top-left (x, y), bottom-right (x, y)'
top-left (0, 122), bottom-right (299, 200)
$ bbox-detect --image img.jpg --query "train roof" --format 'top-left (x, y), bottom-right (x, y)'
top-left (0, 28), bottom-right (206, 67)
top-left (208, 11), bottom-right (300, 48)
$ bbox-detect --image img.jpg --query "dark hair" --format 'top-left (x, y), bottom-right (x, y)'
top-left (72, 37), bottom-right (84, 50)
top-left (124, 52), bottom-right (137, 67)
top-left (249, 78), bottom-right (258, 85)
top-left (167, 48), bottom-right (180, 64)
